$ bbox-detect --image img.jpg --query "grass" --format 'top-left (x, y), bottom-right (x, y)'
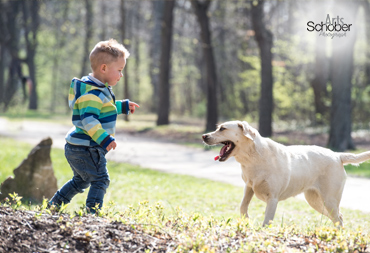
top-left (1, 137), bottom-right (370, 252)
top-left (345, 163), bottom-right (370, 178)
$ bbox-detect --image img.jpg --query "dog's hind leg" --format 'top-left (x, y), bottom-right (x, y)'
top-left (323, 199), bottom-right (343, 226)
top-left (305, 189), bottom-right (343, 226)
top-left (304, 189), bottom-right (331, 218)
top-left (240, 185), bottom-right (254, 218)
top-left (322, 176), bottom-right (345, 226)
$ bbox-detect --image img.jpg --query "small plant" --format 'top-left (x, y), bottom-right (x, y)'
top-left (8, 192), bottom-right (23, 210)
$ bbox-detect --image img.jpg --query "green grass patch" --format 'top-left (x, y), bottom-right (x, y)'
top-left (345, 163), bottom-right (370, 178)
top-left (0, 137), bottom-right (369, 227)
top-left (1, 137), bottom-right (370, 252)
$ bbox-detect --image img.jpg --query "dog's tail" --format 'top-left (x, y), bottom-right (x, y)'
top-left (340, 151), bottom-right (370, 165)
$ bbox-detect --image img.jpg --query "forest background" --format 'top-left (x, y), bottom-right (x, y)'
top-left (0, 0), bottom-right (369, 151)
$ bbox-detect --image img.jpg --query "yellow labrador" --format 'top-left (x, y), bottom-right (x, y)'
top-left (202, 121), bottom-right (370, 226)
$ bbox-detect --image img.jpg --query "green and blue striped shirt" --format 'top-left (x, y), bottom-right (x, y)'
top-left (65, 75), bottom-right (129, 150)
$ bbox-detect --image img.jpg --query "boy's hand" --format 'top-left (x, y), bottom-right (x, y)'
top-left (106, 141), bottom-right (117, 152)
top-left (129, 101), bottom-right (140, 114)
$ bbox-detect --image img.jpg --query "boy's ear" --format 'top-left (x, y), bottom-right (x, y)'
top-left (100, 64), bottom-right (107, 73)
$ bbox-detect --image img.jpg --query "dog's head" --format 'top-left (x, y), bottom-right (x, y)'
top-left (202, 121), bottom-right (257, 162)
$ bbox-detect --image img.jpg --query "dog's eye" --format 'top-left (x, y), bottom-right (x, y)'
top-left (219, 127), bottom-right (226, 131)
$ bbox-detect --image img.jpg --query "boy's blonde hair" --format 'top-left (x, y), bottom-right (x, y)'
top-left (89, 39), bottom-right (130, 71)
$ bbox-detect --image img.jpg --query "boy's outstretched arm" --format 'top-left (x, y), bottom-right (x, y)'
top-left (129, 101), bottom-right (140, 114)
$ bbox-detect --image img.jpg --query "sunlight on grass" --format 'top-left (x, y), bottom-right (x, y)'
top-left (1, 137), bottom-right (369, 233)
top-left (1, 137), bottom-right (370, 252)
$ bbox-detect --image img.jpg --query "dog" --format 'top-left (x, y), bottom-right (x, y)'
top-left (202, 121), bottom-right (370, 226)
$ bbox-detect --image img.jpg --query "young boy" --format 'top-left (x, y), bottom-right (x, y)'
top-left (49, 39), bottom-right (139, 213)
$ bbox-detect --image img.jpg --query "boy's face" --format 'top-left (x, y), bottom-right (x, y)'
top-left (101, 56), bottom-right (126, 87)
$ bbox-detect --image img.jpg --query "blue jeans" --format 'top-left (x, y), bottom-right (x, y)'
top-left (50, 143), bottom-right (110, 212)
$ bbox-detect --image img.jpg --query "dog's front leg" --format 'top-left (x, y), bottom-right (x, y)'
top-left (262, 198), bottom-right (278, 227)
top-left (240, 185), bottom-right (254, 218)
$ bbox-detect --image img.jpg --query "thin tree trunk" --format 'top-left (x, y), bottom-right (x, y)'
top-left (50, 1), bottom-right (69, 113)
top-left (156, 0), bottom-right (175, 126)
top-left (120, 0), bottom-right (129, 121)
top-left (134, 5), bottom-right (140, 104)
top-left (251, 0), bottom-right (274, 137)
top-left (191, 0), bottom-right (218, 132)
top-left (0, 0), bottom-right (5, 105)
top-left (80, 0), bottom-right (93, 77)
top-left (149, 1), bottom-right (164, 113)
top-left (328, 1), bottom-right (358, 151)
top-left (0, 46), bottom-right (4, 106)
top-left (100, 1), bottom-right (107, 41)
top-left (22, 0), bottom-right (39, 110)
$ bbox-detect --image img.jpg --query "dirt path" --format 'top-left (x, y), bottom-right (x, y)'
top-left (1, 117), bottom-right (370, 213)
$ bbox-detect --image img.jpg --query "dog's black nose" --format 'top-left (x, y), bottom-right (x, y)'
top-left (202, 134), bottom-right (209, 141)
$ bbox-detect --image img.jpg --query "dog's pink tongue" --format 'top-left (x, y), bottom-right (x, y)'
top-left (214, 155), bottom-right (220, 161)
top-left (220, 145), bottom-right (228, 156)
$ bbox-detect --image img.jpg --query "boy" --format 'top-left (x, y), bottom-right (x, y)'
top-left (49, 39), bottom-right (139, 213)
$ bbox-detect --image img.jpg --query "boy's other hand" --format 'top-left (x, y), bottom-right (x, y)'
top-left (107, 141), bottom-right (117, 152)
top-left (129, 101), bottom-right (140, 114)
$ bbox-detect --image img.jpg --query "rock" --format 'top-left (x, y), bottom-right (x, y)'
top-left (0, 137), bottom-right (58, 203)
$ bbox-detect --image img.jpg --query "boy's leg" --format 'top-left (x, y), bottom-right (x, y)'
top-left (49, 143), bottom-right (92, 206)
top-left (49, 175), bottom-right (90, 206)
top-left (85, 146), bottom-right (110, 212)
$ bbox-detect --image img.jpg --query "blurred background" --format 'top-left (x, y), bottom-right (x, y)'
top-left (0, 0), bottom-right (369, 151)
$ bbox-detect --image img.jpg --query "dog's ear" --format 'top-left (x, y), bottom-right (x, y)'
top-left (238, 121), bottom-right (254, 141)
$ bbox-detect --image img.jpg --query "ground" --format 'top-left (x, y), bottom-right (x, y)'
top-left (0, 206), bottom-right (174, 252)
top-left (1, 205), bottom-right (369, 253)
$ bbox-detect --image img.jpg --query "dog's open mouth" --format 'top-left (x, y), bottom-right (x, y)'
top-left (215, 141), bottom-right (235, 161)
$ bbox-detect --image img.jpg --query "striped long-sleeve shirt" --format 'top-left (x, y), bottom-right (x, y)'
top-left (65, 75), bottom-right (129, 150)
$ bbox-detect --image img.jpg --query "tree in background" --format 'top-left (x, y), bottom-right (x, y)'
top-left (49, 0), bottom-right (69, 113)
top-left (120, 0), bottom-right (130, 121)
top-left (156, 0), bottom-right (175, 126)
top-left (328, 1), bottom-right (359, 151)
top-left (310, 34), bottom-right (329, 124)
top-left (191, 0), bottom-right (218, 132)
top-left (149, 1), bottom-right (164, 113)
top-left (309, 1), bottom-right (330, 124)
top-left (80, 0), bottom-right (93, 78)
top-left (251, 0), bottom-right (274, 137)
top-left (22, 0), bottom-right (40, 110)
top-left (3, 0), bottom-right (370, 152)
top-left (0, 0), bottom-right (23, 111)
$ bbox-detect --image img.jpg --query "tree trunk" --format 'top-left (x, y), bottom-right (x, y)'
top-left (50, 1), bottom-right (69, 113)
top-left (22, 0), bottom-right (40, 110)
top-left (251, 0), bottom-right (274, 137)
top-left (0, 0), bottom-right (5, 106)
top-left (310, 35), bottom-right (329, 124)
top-left (120, 0), bottom-right (130, 121)
top-left (100, 1), bottom-right (107, 41)
top-left (2, 0), bottom-right (23, 111)
top-left (0, 46), bottom-right (4, 106)
top-left (149, 0), bottom-right (164, 113)
top-left (327, 2), bottom-right (358, 151)
top-left (80, 0), bottom-right (93, 77)
top-left (133, 2), bottom-right (141, 105)
top-left (156, 0), bottom-right (175, 126)
top-left (191, 0), bottom-right (218, 132)
top-left (363, 0), bottom-right (370, 87)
